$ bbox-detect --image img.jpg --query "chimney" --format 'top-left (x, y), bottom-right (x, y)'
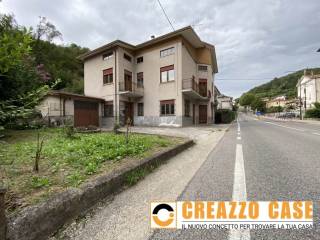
top-left (150, 35), bottom-right (155, 39)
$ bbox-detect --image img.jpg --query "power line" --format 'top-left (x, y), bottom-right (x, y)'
top-left (215, 78), bottom-right (273, 81)
top-left (156, 0), bottom-right (175, 31)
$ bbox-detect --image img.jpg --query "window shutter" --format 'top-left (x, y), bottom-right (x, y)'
top-left (160, 65), bottom-right (174, 72)
top-left (103, 68), bottom-right (113, 75)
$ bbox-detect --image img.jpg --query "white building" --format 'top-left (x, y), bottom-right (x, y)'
top-left (296, 70), bottom-right (320, 109)
top-left (217, 94), bottom-right (233, 110)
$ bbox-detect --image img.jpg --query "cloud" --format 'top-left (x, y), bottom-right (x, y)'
top-left (1, 0), bottom-right (320, 97)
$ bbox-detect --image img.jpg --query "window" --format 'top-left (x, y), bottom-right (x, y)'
top-left (137, 56), bottom-right (143, 63)
top-left (124, 53), bottom-right (132, 62)
top-left (103, 68), bottom-right (113, 84)
top-left (138, 103), bottom-right (144, 116)
top-left (198, 65), bottom-right (208, 71)
top-left (137, 72), bottom-right (143, 87)
top-left (160, 47), bottom-right (175, 58)
top-left (160, 100), bottom-right (175, 116)
top-left (184, 100), bottom-right (190, 117)
top-left (160, 65), bottom-right (174, 83)
top-left (102, 52), bottom-right (113, 60)
top-left (104, 101), bottom-right (113, 117)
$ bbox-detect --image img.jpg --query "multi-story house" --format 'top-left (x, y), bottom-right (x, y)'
top-left (297, 70), bottom-right (320, 110)
top-left (79, 26), bottom-right (218, 127)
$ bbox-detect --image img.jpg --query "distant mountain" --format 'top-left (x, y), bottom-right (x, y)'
top-left (247, 68), bottom-right (320, 99)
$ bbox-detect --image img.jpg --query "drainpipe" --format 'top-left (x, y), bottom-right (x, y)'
top-left (0, 186), bottom-right (7, 240)
top-left (114, 48), bottom-right (118, 126)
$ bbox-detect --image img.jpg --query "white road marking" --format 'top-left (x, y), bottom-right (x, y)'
top-left (264, 121), bottom-right (305, 132)
top-left (229, 144), bottom-right (250, 240)
top-left (313, 132), bottom-right (320, 136)
top-left (237, 136), bottom-right (241, 140)
top-left (237, 132), bottom-right (241, 135)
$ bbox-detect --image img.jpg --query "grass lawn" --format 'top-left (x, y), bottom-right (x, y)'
top-left (0, 128), bottom-right (181, 214)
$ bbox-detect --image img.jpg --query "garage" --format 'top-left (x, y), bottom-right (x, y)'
top-left (74, 100), bottom-right (99, 127)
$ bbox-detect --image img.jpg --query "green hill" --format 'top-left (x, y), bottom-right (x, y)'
top-left (247, 68), bottom-right (320, 99)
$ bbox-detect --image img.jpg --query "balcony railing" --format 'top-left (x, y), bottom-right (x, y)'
top-left (182, 78), bottom-right (210, 100)
top-left (119, 81), bottom-right (144, 97)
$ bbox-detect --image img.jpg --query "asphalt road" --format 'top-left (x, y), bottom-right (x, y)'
top-left (150, 114), bottom-right (320, 240)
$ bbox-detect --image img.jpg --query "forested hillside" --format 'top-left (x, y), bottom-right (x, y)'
top-left (247, 68), bottom-right (320, 99)
top-left (0, 15), bottom-right (89, 102)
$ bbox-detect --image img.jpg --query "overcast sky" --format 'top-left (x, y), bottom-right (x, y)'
top-left (1, 0), bottom-right (320, 97)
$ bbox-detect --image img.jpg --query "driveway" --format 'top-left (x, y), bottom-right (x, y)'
top-left (121, 125), bottom-right (229, 141)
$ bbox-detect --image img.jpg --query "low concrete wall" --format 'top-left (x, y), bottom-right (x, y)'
top-left (134, 116), bottom-right (183, 127)
top-left (6, 139), bottom-right (194, 240)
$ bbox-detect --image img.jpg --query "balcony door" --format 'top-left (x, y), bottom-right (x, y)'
top-left (124, 70), bottom-right (132, 91)
top-left (199, 79), bottom-right (207, 97)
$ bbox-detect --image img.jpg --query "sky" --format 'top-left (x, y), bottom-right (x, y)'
top-left (1, 0), bottom-right (320, 98)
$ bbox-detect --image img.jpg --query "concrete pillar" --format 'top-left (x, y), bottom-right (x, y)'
top-left (0, 186), bottom-right (7, 240)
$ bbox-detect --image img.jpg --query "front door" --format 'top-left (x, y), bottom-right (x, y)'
top-left (124, 102), bottom-right (134, 125)
top-left (199, 105), bottom-right (207, 124)
top-left (192, 104), bottom-right (195, 124)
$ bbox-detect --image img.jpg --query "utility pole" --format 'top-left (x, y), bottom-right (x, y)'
top-left (299, 84), bottom-right (302, 120)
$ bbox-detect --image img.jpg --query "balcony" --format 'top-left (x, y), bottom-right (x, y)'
top-left (119, 81), bottom-right (144, 98)
top-left (182, 78), bottom-right (210, 101)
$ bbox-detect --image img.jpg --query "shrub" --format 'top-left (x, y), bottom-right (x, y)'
top-left (305, 102), bottom-right (320, 118)
top-left (215, 110), bottom-right (236, 124)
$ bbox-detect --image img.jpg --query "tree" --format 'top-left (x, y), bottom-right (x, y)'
top-left (239, 93), bottom-right (255, 107)
top-left (250, 97), bottom-right (266, 112)
top-left (0, 14), bottom-right (33, 74)
top-left (34, 16), bottom-right (62, 42)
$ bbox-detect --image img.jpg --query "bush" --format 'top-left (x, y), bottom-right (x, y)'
top-left (305, 102), bottom-right (320, 118)
top-left (215, 110), bottom-right (236, 124)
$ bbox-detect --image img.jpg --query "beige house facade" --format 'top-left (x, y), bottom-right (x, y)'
top-left (80, 26), bottom-right (218, 127)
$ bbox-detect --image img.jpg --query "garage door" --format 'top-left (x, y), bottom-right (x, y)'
top-left (74, 100), bottom-right (99, 127)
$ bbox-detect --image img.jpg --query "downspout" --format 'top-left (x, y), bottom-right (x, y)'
top-left (114, 48), bottom-right (118, 125)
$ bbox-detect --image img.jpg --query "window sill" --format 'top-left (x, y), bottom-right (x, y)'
top-left (160, 114), bottom-right (176, 117)
top-left (160, 81), bottom-right (175, 85)
top-left (103, 82), bottom-right (114, 86)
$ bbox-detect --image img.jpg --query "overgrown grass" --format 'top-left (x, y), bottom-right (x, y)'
top-left (0, 128), bottom-right (179, 213)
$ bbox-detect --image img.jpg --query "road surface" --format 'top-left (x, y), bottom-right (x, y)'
top-left (150, 114), bottom-right (320, 240)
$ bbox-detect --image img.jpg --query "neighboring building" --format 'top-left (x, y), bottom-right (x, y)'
top-left (266, 96), bottom-right (286, 108)
top-left (79, 26), bottom-right (218, 127)
top-left (38, 91), bottom-right (105, 127)
top-left (217, 94), bottom-right (233, 110)
top-left (296, 70), bottom-right (320, 109)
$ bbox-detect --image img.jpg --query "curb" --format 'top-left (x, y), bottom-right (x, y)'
top-left (6, 139), bottom-right (194, 240)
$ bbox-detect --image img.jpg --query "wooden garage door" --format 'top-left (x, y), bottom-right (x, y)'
top-left (74, 100), bottom-right (99, 127)
top-left (199, 105), bottom-right (207, 124)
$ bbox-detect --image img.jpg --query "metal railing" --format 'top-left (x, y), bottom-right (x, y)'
top-left (119, 81), bottom-right (144, 96)
top-left (182, 78), bottom-right (210, 98)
